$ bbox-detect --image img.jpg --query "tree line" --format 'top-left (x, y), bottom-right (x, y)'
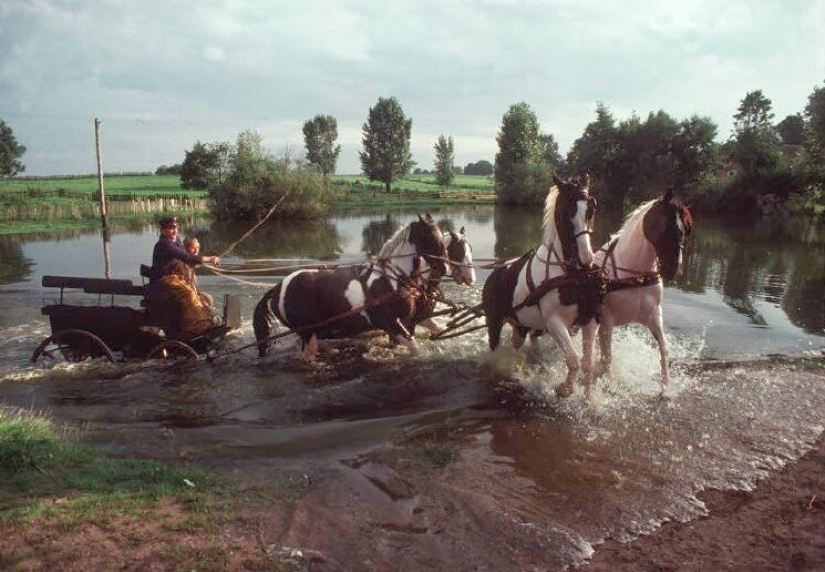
top-left (2, 81), bottom-right (823, 218)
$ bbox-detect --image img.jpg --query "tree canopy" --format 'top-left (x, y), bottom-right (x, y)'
top-left (359, 96), bottom-right (413, 193)
top-left (0, 119), bottom-right (26, 176)
top-left (494, 102), bottom-right (555, 205)
top-left (302, 114), bottom-right (341, 176)
top-left (729, 90), bottom-right (782, 174)
top-left (180, 141), bottom-right (230, 190)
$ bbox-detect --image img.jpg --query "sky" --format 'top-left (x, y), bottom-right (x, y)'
top-left (1, 0), bottom-right (824, 177)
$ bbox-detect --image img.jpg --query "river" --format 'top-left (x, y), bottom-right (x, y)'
top-left (0, 205), bottom-right (823, 568)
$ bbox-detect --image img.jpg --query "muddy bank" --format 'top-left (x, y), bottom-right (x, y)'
top-left (2, 347), bottom-right (824, 570)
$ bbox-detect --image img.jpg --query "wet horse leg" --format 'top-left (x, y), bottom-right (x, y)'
top-left (646, 310), bottom-right (670, 391)
top-left (580, 320), bottom-right (597, 398)
top-left (546, 316), bottom-right (581, 398)
top-left (301, 333), bottom-right (319, 361)
top-left (598, 323), bottom-right (614, 378)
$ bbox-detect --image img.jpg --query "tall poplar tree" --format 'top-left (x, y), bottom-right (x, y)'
top-left (360, 96), bottom-right (413, 193)
top-left (434, 135), bottom-right (455, 188)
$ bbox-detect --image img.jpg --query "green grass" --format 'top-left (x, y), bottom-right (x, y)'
top-left (0, 174), bottom-right (197, 198)
top-left (0, 408), bottom-right (228, 527)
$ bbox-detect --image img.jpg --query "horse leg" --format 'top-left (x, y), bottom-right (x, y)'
top-left (546, 318), bottom-right (580, 398)
top-left (598, 324), bottom-right (613, 378)
top-left (301, 333), bottom-right (319, 361)
top-left (391, 319), bottom-right (420, 356)
top-left (253, 285), bottom-right (279, 357)
top-left (647, 316), bottom-right (670, 391)
top-left (507, 318), bottom-right (526, 349)
top-left (580, 321), bottom-right (598, 399)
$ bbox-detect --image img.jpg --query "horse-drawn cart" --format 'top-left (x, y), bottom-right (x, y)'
top-left (31, 272), bottom-right (241, 363)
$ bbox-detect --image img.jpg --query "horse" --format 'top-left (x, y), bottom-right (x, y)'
top-left (408, 226), bottom-right (476, 335)
top-left (594, 189), bottom-right (693, 391)
top-left (481, 173), bottom-right (600, 398)
top-left (253, 215), bottom-right (448, 360)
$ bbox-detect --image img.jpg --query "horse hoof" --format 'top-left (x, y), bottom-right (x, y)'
top-left (554, 383), bottom-right (573, 398)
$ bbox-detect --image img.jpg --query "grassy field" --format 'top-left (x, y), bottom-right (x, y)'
top-left (0, 173), bottom-right (496, 234)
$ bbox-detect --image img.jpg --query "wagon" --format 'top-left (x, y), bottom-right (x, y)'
top-left (31, 267), bottom-right (241, 363)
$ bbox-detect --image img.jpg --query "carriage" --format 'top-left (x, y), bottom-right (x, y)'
top-left (30, 267), bottom-right (241, 363)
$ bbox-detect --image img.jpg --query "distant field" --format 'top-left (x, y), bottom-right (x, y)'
top-left (0, 173), bottom-right (495, 198)
top-left (0, 175), bottom-right (201, 198)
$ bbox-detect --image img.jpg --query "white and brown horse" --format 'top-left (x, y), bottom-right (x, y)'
top-left (253, 215), bottom-right (448, 360)
top-left (595, 190), bottom-right (693, 390)
top-left (408, 227), bottom-right (476, 335)
top-left (482, 174), bottom-right (600, 397)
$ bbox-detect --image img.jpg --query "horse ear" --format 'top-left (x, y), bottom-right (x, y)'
top-left (553, 173), bottom-right (562, 187)
top-left (418, 214), bottom-right (425, 223)
top-left (425, 213), bottom-right (434, 223)
top-left (662, 189), bottom-right (674, 203)
top-left (582, 173), bottom-right (590, 188)
top-left (460, 226), bottom-right (465, 236)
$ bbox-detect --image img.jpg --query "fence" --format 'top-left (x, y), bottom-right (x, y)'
top-left (0, 196), bottom-right (209, 222)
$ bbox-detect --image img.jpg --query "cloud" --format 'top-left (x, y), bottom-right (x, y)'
top-left (0, 0), bottom-right (823, 175)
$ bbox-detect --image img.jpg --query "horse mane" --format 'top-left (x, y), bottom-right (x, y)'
top-left (542, 186), bottom-right (559, 245)
top-left (610, 198), bottom-right (657, 241)
top-left (378, 223), bottom-right (411, 258)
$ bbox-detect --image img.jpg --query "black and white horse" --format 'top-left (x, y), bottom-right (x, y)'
top-left (253, 215), bottom-right (448, 360)
top-left (595, 190), bottom-right (693, 390)
top-left (482, 174), bottom-right (600, 397)
top-left (409, 227), bottom-right (476, 334)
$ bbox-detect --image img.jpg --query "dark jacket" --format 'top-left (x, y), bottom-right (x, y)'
top-left (151, 236), bottom-right (202, 281)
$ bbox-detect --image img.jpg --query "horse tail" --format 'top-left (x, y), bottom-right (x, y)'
top-left (253, 284), bottom-right (281, 357)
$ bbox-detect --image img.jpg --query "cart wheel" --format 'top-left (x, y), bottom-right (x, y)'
top-left (30, 329), bottom-right (116, 363)
top-left (146, 340), bottom-right (199, 361)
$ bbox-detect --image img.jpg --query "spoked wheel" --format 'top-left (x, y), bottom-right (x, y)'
top-left (30, 329), bottom-right (116, 363)
top-left (146, 339), bottom-right (199, 361)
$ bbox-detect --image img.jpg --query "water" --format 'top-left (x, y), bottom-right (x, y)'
top-left (1, 206), bottom-right (823, 568)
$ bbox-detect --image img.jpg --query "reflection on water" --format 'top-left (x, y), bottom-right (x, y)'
top-left (1, 205), bottom-right (823, 341)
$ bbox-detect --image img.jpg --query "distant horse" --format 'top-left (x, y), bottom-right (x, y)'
top-left (482, 174), bottom-right (600, 397)
top-left (253, 215), bottom-right (448, 360)
top-left (595, 189), bottom-right (693, 390)
top-left (409, 227), bottom-right (476, 334)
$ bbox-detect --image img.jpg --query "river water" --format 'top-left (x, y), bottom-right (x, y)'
top-left (1, 205), bottom-right (823, 568)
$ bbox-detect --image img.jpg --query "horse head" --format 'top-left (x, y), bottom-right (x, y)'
top-left (643, 190), bottom-right (692, 280)
top-left (444, 227), bottom-right (476, 286)
top-left (551, 173), bottom-right (597, 269)
top-left (408, 214), bottom-right (448, 279)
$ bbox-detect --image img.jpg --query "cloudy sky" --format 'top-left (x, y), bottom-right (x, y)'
top-left (1, 0), bottom-right (823, 176)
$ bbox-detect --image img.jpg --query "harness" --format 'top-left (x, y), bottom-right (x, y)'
top-left (598, 237), bottom-right (662, 293)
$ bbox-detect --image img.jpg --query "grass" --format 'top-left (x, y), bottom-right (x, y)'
top-left (0, 407), bottom-right (227, 526)
top-left (1, 172), bottom-right (496, 234)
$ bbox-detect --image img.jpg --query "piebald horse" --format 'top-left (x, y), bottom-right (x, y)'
top-left (482, 174), bottom-right (600, 397)
top-left (409, 227), bottom-right (476, 334)
top-left (253, 215), bottom-right (448, 360)
top-left (595, 190), bottom-right (693, 390)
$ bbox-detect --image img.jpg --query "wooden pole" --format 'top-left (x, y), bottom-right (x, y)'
top-left (95, 118), bottom-right (107, 226)
top-left (95, 118), bottom-right (112, 278)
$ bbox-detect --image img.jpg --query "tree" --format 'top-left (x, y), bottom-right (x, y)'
top-left (798, 83), bottom-right (825, 187)
top-left (0, 119), bottom-right (26, 176)
top-left (566, 103), bottom-right (620, 202)
top-left (433, 135), bottom-right (455, 188)
top-left (302, 114), bottom-right (341, 176)
top-left (464, 160), bottom-right (493, 176)
top-left (360, 96), bottom-right (414, 193)
top-left (776, 113), bottom-right (805, 145)
top-left (729, 90), bottom-right (782, 174)
top-left (180, 141), bottom-right (230, 189)
top-left (494, 102), bottom-right (545, 204)
top-left (538, 133), bottom-right (564, 172)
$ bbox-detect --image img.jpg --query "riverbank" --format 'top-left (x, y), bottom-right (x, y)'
top-left (1, 352), bottom-right (823, 570)
top-left (583, 432), bottom-right (825, 571)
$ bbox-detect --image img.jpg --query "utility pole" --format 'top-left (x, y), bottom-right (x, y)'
top-left (95, 118), bottom-right (112, 278)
